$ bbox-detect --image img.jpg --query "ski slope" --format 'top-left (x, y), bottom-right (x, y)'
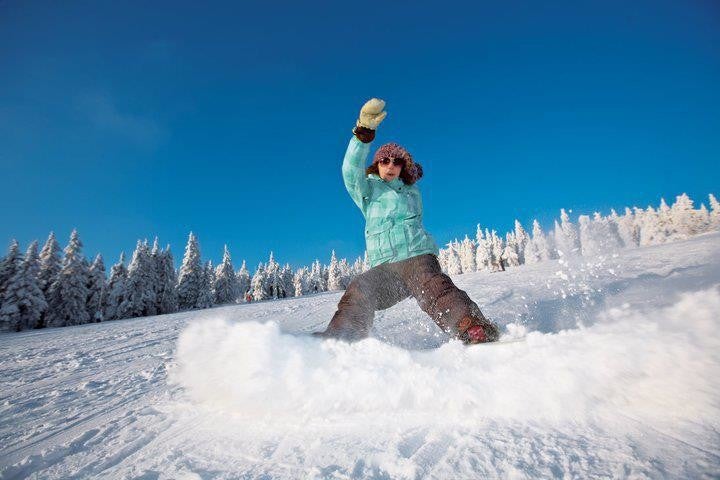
top-left (1, 233), bottom-right (719, 479)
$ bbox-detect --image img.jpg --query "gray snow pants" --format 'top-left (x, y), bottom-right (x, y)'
top-left (319, 253), bottom-right (489, 341)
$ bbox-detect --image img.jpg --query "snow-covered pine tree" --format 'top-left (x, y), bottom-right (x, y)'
top-left (149, 239), bottom-right (164, 312)
top-left (639, 206), bottom-right (663, 246)
top-left (523, 226), bottom-right (542, 266)
top-left (560, 209), bottom-right (581, 256)
top-left (490, 231), bottom-right (504, 271)
top-left (671, 193), bottom-right (699, 238)
top-left (118, 240), bottom-right (157, 319)
top-left (327, 250), bottom-right (343, 291)
top-left (293, 267), bottom-right (308, 297)
top-left (45, 230), bottom-right (90, 327)
top-left (195, 261), bottom-right (214, 309)
top-left (157, 246), bottom-right (179, 314)
top-left (281, 263), bottom-right (295, 297)
top-left (459, 235), bottom-right (476, 273)
top-left (214, 245), bottom-right (239, 305)
top-left (38, 232), bottom-right (62, 300)
top-left (0, 241), bottom-right (47, 331)
top-left (321, 264), bottom-right (329, 291)
top-left (207, 260), bottom-right (216, 297)
top-left (594, 212), bottom-right (623, 252)
top-left (351, 256), bottom-right (364, 277)
top-left (474, 229), bottom-right (490, 271)
top-left (514, 220), bottom-right (530, 265)
top-left (86, 254), bottom-right (106, 322)
top-left (251, 263), bottom-right (269, 301)
top-left (437, 247), bottom-right (449, 273)
top-left (263, 252), bottom-right (282, 299)
top-left (656, 198), bottom-right (675, 242)
top-left (0, 240), bottom-right (22, 311)
top-left (309, 260), bottom-right (325, 293)
top-left (236, 260), bottom-right (251, 300)
top-left (176, 232), bottom-right (204, 310)
top-left (709, 194), bottom-right (720, 229)
top-left (612, 208), bottom-right (637, 248)
top-left (104, 252), bottom-right (128, 320)
top-left (337, 258), bottom-right (352, 289)
top-left (532, 219), bottom-right (553, 262)
top-left (446, 241), bottom-right (462, 275)
top-left (696, 204), bottom-right (711, 233)
top-left (502, 233), bottom-right (520, 268)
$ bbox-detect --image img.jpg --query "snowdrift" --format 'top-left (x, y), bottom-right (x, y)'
top-left (174, 287), bottom-right (719, 427)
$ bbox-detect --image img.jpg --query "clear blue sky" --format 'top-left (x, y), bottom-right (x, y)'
top-left (1, 0), bottom-right (719, 270)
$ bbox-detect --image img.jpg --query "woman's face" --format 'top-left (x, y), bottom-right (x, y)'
top-left (378, 158), bottom-right (403, 182)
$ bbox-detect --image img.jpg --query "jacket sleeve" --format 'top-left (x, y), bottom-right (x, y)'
top-left (342, 136), bottom-right (372, 211)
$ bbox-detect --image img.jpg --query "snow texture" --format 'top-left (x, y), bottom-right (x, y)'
top-left (1, 233), bottom-right (719, 479)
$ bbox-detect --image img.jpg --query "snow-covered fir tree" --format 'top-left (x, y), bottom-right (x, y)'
top-left (671, 193), bottom-right (699, 238)
top-left (251, 263), bottom-right (268, 301)
top-left (0, 240), bottom-right (22, 310)
top-left (260, 252), bottom-right (284, 299)
top-left (38, 232), bottom-right (62, 300)
top-left (709, 193), bottom-right (720, 229)
top-left (351, 256), bottom-right (365, 277)
top-left (308, 260), bottom-right (326, 293)
top-left (214, 245), bottom-right (239, 305)
top-left (196, 261), bottom-right (214, 309)
top-left (118, 240), bottom-right (157, 319)
top-left (613, 208), bottom-right (638, 248)
top-left (45, 230), bottom-right (90, 328)
top-left (104, 252), bottom-right (128, 320)
top-left (593, 212), bottom-right (623, 252)
top-left (459, 236), bottom-right (476, 274)
top-left (696, 203), bottom-right (711, 233)
top-left (513, 220), bottom-right (530, 265)
top-left (474, 228), bottom-right (490, 271)
top-left (446, 241), bottom-right (462, 275)
top-left (280, 264), bottom-right (296, 297)
top-left (236, 260), bottom-right (251, 300)
top-left (156, 246), bottom-right (179, 314)
top-left (293, 267), bottom-right (308, 297)
top-left (531, 220), bottom-right (552, 263)
top-left (657, 198), bottom-right (675, 242)
top-left (560, 209), bottom-right (581, 256)
top-left (327, 250), bottom-right (343, 291)
top-left (490, 231), bottom-right (504, 271)
top-left (86, 254), bottom-right (106, 323)
top-left (639, 206), bottom-right (663, 246)
top-left (501, 233), bottom-right (520, 268)
top-left (0, 241), bottom-right (47, 331)
top-left (176, 232), bottom-right (204, 310)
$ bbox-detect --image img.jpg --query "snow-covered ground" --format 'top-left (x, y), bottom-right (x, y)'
top-left (1, 233), bottom-right (719, 479)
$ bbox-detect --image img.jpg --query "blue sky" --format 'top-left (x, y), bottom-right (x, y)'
top-left (1, 0), bottom-right (719, 270)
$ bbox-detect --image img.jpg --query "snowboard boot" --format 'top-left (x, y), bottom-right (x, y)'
top-left (456, 316), bottom-right (500, 344)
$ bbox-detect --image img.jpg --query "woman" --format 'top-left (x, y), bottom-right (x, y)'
top-left (317, 98), bottom-right (500, 344)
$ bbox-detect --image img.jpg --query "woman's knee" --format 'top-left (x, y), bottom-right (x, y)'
top-left (340, 277), bottom-right (374, 308)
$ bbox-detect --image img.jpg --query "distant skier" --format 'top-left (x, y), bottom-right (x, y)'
top-left (316, 98), bottom-right (500, 344)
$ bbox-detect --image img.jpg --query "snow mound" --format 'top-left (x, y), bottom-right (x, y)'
top-left (172, 287), bottom-right (720, 427)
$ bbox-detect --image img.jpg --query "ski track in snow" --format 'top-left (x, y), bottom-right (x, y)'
top-left (1, 233), bottom-right (719, 479)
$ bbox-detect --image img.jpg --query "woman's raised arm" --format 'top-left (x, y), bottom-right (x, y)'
top-left (341, 98), bottom-right (387, 211)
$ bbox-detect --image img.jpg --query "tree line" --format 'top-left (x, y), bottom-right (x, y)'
top-left (0, 192), bottom-right (717, 332)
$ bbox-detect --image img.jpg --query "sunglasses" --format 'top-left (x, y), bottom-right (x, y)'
top-left (379, 157), bottom-right (405, 167)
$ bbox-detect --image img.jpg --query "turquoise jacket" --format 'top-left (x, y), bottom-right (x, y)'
top-left (342, 136), bottom-right (439, 267)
